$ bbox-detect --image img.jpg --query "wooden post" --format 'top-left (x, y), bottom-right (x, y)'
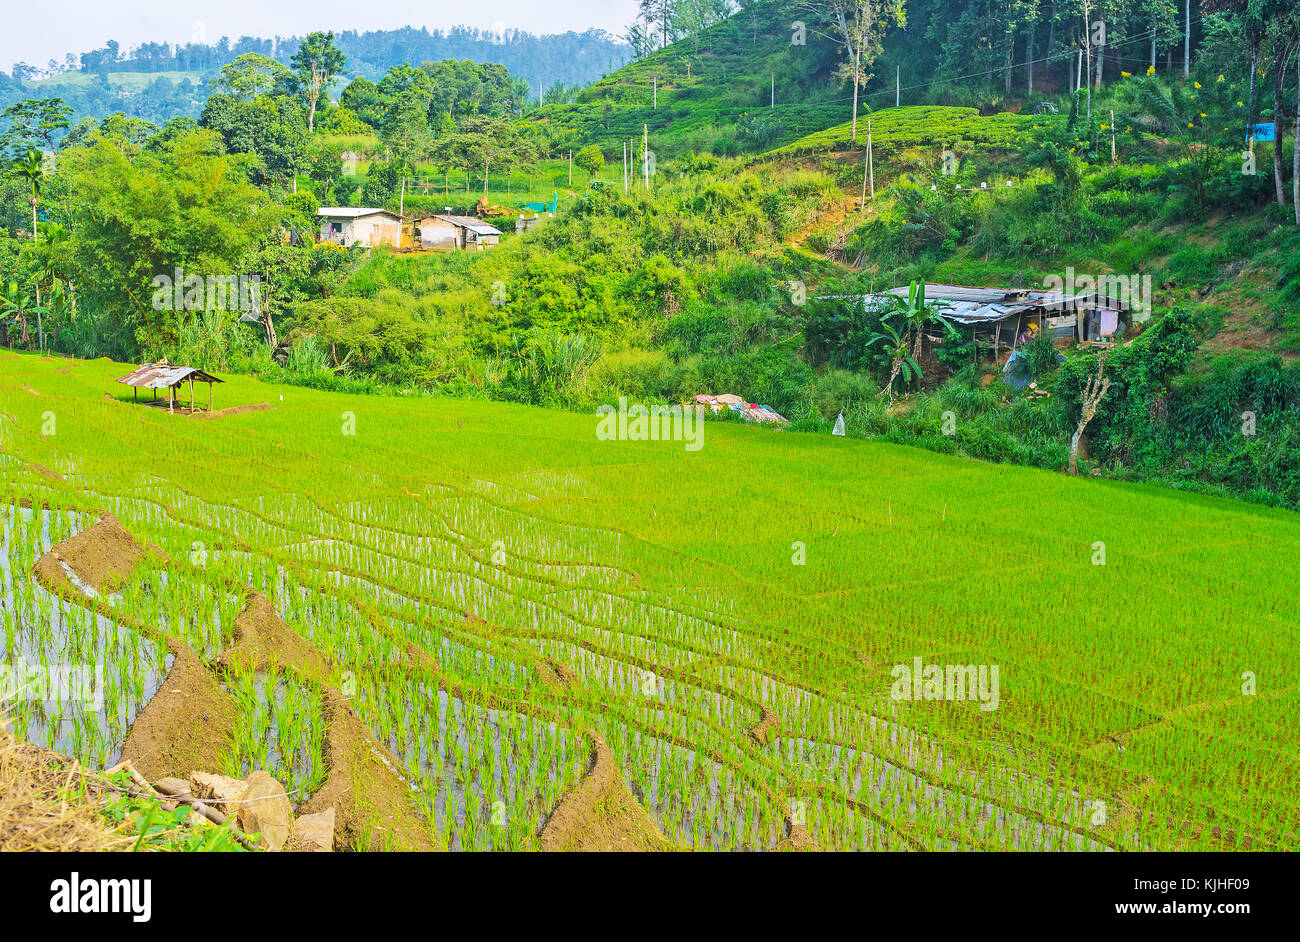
top-left (189, 377), bottom-right (194, 412)
top-left (623, 140), bottom-right (628, 193)
top-left (209, 381), bottom-right (213, 412)
top-left (1110, 109), bottom-right (1117, 165)
top-left (643, 125), bottom-right (649, 191)
top-left (568, 151), bottom-right (572, 186)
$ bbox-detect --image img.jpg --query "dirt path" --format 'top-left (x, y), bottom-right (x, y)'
top-left (790, 196), bottom-right (864, 270)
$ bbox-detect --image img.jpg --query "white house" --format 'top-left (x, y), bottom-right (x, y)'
top-left (317, 208), bottom-right (403, 249)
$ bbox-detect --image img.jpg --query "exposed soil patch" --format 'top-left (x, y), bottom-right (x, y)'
top-left (200, 402), bottom-right (274, 419)
top-left (749, 706), bottom-right (780, 747)
top-left (536, 657), bottom-right (578, 690)
top-left (538, 732), bottom-right (668, 852)
top-left (219, 592), bottom-right (329, 681)
top-left (118, 646), bottom-right (238, 781)
top-left (39, 513), bottom-right (160, 592)
top-left (298, 689), bottom-right (436, 851)
top-left (775, 822), bottom-right (821, 852)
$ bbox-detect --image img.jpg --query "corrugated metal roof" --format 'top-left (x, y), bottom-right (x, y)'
top-left (432, 215), bottom-right (502, 236)
top-left (317, 207), bottom-right (399, 219)
top-left (117, 363), bottom-right (224, 389)
top-left (817, 282), bottom-right (1115, 326)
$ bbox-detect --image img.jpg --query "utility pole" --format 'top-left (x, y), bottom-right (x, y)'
top-left (643, 124), bottom-right (649, 191)
top-left (653, 76), bottom-right (657, 108)
top-left (860, 143), bottom-right (868, 208)
top-left (771, 73), bottom-right (774, 108)
top-left (1184, 0), bottom-right (1190, 78)
top-left (868, 119), bottom-right (874, 198)
top-left (896, 66), bottom-right (900, 107)
top-left (1110, 109), bottom-right (1117, 165)
top-left (568, 150), bottom-right (572, 187)
top-left (623, 140), bottom-right (627, 192)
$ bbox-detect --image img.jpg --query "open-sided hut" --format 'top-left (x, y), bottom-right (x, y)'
top-left (116, 361), bottom-right (224, 414)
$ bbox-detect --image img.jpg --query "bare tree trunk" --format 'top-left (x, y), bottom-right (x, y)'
top-left (1069, 351), bottom-right (1111, 475)
top-left (1027, 25), bottom-right (1035, 94)
top-left (1246, 42), bottom-right (1260, 153)
top-left (1005, 33), bottom-right (1014, 94)
top-left (850, 45), bottom-right (860, 144)
top-left (1295, 50), bottom-right (1300, 225)
top-left (883, 353), bottom-right (904, 394)
top-left (1275, 49), bottom-right (1290, 207)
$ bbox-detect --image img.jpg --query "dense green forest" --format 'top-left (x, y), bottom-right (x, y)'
top-left (0, 27), bottom-right (631, 125)
top-left (2, 0), bottom-right (1299, 509)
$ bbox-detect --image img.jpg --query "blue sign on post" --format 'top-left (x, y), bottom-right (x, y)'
top-left (1252, 123), bottom-right (1276, 142)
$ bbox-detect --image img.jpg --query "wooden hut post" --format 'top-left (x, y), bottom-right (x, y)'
top-left (209, 381), bottom-right (213, 412)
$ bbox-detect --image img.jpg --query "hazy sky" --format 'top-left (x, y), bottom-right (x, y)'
top-left (5, 1), bottom-right (640, 73)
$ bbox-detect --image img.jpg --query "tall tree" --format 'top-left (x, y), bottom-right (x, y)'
top-left (290, 32), bottom-right (346, 133)
top-left (216, 53), bottom-right (294, 102)
top-left (0, 98), bottom-right (72, 156)
top-left (801, 0), bottom-right (905, 144)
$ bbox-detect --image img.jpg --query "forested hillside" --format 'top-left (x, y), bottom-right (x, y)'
top-left (2, 0), bottom-right (1299, 509)
top-left (0, 27), bottom-right (630, 125)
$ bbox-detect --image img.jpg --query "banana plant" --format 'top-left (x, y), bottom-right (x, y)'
top-left (1, 281), bottom-right (35, 349)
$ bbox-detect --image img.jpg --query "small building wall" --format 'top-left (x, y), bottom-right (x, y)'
top-left (418, 218), bottom-right (464, 249)
top-left (320, 214), bottom-right (403, 248)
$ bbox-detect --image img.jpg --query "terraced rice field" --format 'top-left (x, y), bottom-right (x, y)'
top-left (1, 352), bottom-right (1296, 851)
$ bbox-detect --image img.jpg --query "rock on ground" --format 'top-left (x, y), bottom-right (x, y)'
top-left (236, 771), bottom-right (293, 851)
top-left (287, 807), bottom-right (335, 852)
top-left (188, 771), bottom-right (248, 816)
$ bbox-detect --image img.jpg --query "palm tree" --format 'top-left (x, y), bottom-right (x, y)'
top-left (511, 76), bottom-right (534, 116)
top-left (875, 281), bottom-right (950, 397)
top-left (15, 149), bottom-right (43, 245)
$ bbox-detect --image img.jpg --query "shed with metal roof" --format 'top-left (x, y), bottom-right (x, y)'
top-left (117, 361), bottom-right (224, 414)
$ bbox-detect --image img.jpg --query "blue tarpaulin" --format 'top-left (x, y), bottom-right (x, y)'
top-left (1252, 123), bottom-right (1276, 142)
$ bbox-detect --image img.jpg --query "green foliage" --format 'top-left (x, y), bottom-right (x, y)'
top-left (574, 144), bottom-right (605, 180)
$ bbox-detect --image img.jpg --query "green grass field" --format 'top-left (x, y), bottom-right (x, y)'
top-left (2, 352), bottom-right (1296, 850)
top-left (28, 70), bottom-right (206, 91)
